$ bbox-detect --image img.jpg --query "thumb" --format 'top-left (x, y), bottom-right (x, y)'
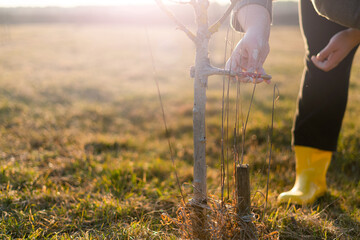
top-left (311, 52), bottom-right (335, 72)
top-left (315, 43), bottom-right (334, 62)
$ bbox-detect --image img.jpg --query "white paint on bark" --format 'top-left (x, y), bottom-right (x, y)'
top-left (192, 0), bottom-right (210, 204)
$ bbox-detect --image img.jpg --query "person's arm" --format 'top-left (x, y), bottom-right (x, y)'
top-left (311, 28), bottom-right (360, 72)
top-left (227, 1), bottom-right (272, 83)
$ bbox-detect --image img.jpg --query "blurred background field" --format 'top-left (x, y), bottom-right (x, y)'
top-left (0, 2), bottom-right (359, 239)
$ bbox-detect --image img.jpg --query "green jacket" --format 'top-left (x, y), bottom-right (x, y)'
top-left (312, 0), bottom-right (360, 29)
top-left (232, 0), bottom-right (359, 31)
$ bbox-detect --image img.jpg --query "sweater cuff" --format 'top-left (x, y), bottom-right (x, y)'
top-left (231, 0), bottom-right (272, 32)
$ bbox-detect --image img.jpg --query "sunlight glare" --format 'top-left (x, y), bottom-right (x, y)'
top-left (0, 0), bottom-right (231, 7)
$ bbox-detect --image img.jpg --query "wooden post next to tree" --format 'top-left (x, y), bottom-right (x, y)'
top-left (236, 164), bottom-right (258, 239)
top-left (236, 164), bottom-right (251, 215)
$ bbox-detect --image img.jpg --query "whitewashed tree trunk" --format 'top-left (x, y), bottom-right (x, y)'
top-left (193, 0), bottom-right (209, 205)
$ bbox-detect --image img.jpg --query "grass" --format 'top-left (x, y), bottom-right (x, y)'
top-left (0, 24), bottom-right (359, 239)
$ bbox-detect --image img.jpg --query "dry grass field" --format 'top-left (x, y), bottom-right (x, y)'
top-left (0, 24), bottom-right (359, 239)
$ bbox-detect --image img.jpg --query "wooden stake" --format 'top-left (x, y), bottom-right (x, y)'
top-left (236, 164), bottom-right (251, 216)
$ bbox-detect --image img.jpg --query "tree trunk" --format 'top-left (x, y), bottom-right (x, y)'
top-left (193, 0), bottom-right (209, 206)
top-left (191, 1), bottom-right (210, 239)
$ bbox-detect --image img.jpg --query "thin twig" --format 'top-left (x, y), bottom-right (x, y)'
top-left (209, 1), bottom-right (237, 34)
top-left (264, 84), bottom-right (279, 213)
top-left (220, 25), bottom-right (231, 204)
top-left (154, 0), bottom-right (197, 43)
top-left (145, 27), bottom-right (186, 204)
top-left (235, 80), bottom-right (240, 165)
top-left (225, 70), bottom-right (231, 201)
top-left (240, 84), bottom-right (257, 165)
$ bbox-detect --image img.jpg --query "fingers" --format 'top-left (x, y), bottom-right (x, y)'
top-left (311, 38), bottom-right (340, 72)
top-left (231, 40), bottom-right (259, 73)
top-left (314, 44), bottom-right (333, 62)
top-left (226, 39), bottom-right (271, 84)
top-left (311, 55), bottom-right (328, 71)
top-left (226, 43), bottom-right (242, 73)
top-left (226, 55), bottom-right (270, 84)
top-left (311, 52), bottom-right (338, 72)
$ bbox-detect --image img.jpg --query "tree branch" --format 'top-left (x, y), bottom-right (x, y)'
top-left (154, 0), bottom-right (197, 43)
top-left (208, 67), bottom-right (272, 80)
top-left (190, 66), bottom-right (272, 81)
top-left (208, 1), bottom-right (237, 35)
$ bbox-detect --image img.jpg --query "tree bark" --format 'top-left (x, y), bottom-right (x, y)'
top-left (193, 0), bottom-right (209, 206)
top-left (190, 1), bottom-right (210, 239)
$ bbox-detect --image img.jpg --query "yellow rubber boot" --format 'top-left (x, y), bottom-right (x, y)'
top-left (278, 146), bottom-right (332, 205)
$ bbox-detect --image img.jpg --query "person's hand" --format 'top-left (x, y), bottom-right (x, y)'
top-left (226, 29), bottom-right (270, 83)
top-left (226, 4), bottom-right (271, 84)
top-left (311, 28), bottom-right (360, 72)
